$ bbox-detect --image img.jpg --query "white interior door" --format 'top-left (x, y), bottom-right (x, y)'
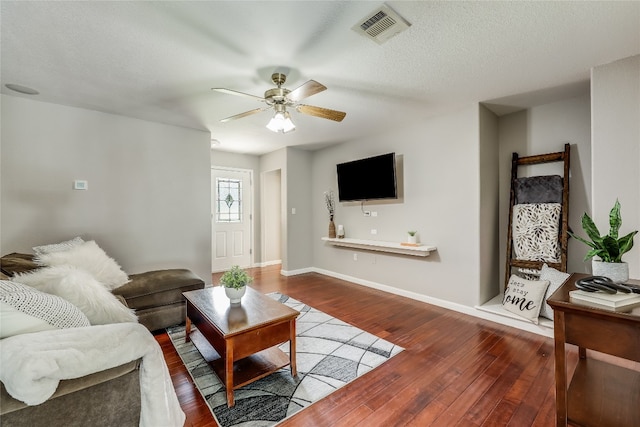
top-left (211, 168), bottom-right (252, 272)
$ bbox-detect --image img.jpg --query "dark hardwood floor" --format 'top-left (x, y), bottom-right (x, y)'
top-left (154, 265), bottom-right (636, 427)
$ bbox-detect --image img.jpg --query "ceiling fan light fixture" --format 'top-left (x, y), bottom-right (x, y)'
top-left (266, 110), bottom-right (295, 133)
top-left (215, 71), bottom-right (344, 131)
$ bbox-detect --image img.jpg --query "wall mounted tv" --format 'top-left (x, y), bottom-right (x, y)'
top-left (336, 152), bottom-right (397, 202)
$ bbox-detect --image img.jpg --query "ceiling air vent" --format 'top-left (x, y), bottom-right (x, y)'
top-left (352, 4), bottom-right (411, 45)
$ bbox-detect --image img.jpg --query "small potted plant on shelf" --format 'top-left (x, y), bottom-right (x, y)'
top-left (220, 265), bottom-right (253, 303)
top-left (407, 231), bottom-right (418, 245)
top-left (568, 199), bottom-right (637, 283)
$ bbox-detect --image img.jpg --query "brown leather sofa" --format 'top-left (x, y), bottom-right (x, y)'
top-left (1, 361), bottom-right (142, 427)
top-left (0, 252), bottom-right (205, 331)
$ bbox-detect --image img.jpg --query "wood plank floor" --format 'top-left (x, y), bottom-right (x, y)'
top-left (154, 265), bottom-right (634, 427)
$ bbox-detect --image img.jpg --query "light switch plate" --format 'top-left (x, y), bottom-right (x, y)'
top-left (73, 180), bottom-right (88, 190)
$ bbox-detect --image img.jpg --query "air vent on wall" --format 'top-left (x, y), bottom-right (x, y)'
top-left (352, 4), bottom-right (411, 45)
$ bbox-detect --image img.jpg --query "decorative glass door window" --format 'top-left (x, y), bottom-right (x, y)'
top-left (216, 178), bottom-right (242, 222)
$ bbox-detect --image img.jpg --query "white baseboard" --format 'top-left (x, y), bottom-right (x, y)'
top-left (254, 260), bottom-right (282, 268)
top-left (286, 267), bottom-right (553, 338)
top-left (280, 267), bottom-right (314, 276)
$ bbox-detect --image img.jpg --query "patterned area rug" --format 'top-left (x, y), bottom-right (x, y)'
top-left (167, 293), bottom-right (403, 427)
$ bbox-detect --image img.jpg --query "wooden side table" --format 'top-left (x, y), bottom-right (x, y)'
top-left (547, 273), bottom-right (640, 427)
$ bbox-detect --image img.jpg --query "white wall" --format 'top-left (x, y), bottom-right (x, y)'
top-left (479, 105), bottom-right (500, 303)
top-left (262, 169), bottom-right (281, 263)
top-left (1, 95), bottom-right (212, 282)
top-left (260, 149), bottom-right (288, 270)
top-left (285, 147), bottom-right (313, 272)
top-left (591, 55), bottom-right (640, 278)
top-left (497, 94), bottom-right (592, 279)
top-left (210, 150), bottom-right (262, 264)
top-left (313, 105), bottom-right (483, 307)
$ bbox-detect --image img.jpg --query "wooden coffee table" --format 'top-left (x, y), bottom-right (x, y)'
top-left (183, 286), bottom-right (299, 407)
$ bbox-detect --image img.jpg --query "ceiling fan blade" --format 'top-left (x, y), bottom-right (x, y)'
top-left (287, 80), bottom-right (327, 102)
top-left (220, 107), bottom-right (268, 123)
top-left (297, 105), bottom-right (346, 122)
top-left (212, 88), bottom-right (265, 102)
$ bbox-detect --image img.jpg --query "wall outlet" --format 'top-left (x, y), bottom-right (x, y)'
top-left (73, 180), bottom-right (88, 190)
top-left (371, 229), bottom-right (377, 235)
top-left (291, 208), bottom-right (296, 215)
top-left (353, 253), bottom-right (358, 261)
top-left (364, 211), bottom-right (371, 217)
top-left (371, 211), bottom-right (378, 217)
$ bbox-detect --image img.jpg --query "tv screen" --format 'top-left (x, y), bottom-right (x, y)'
top-left (336, 153), bottom-right (397, 202)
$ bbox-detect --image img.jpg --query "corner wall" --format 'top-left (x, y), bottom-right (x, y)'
top-left (591, 55), bottom-right (640, 278)
top-left (1, 95), bottom-right (212, 282)
top-left (285, 147), bottom-right (313, 272)
top-left (260, 149), bottom-right (288, 270)
top-left (478, 105), bottom-right (500, 303)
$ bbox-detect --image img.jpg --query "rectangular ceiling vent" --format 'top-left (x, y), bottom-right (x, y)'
top-left (352, 4), bottom-right (411, 45)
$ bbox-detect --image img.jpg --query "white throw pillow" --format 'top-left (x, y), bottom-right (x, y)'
top-left (14, 266), bottom-right (137, 325)
top-left (0, 280), bottom-right (90, 338)
top-left (35, 240), bottom-right (129, 290)
top-left (538, 263), bottom-right (571, 320)
top-left (33, 236), bottom-right (85, 256)
top-left (502, 275), bottom-right (550, 324)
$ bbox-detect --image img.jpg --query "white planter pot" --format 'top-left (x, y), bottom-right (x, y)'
top-left (592, 260), bottom-right (629, 283)
top-left (224, 286), bottom-right (247, 304)
top-left (407, 235), bottom-right (417, 244)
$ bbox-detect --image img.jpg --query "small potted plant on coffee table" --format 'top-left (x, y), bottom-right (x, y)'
top-left (220, 265), bottom-right (253, 304)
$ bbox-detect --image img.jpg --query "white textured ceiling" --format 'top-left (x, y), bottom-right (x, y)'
top-left (2, 1), bottom-right (639, 155)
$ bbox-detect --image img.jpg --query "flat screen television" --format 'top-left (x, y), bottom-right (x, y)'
top-left (336, 152), bottom-right (397, 202)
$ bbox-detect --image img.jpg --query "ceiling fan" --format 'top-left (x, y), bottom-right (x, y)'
top-left (212, 73), bottom-right (346, 133)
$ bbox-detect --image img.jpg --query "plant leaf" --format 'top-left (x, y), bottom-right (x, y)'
top-left (602, 235), bottom-right (620, 262)
top-left (567, 230), bottom-right (597, 249)
top-left (585, 248), bottom-right (605, 261)
top-left (609, 199), bottom-right (621, 239)
top-left (618, 230), bottom-right (638, 258)
top-left (581, 213), bottom-right (603, 244)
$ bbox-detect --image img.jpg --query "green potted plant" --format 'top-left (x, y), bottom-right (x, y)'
top-left (568, 199), bottom-right (637, 283)
top-left (220, 265), bottom-right (253, 303)
top-left (407, 231), bottom-right (417, 245)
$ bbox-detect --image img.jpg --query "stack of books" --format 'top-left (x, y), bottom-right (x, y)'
top-left (570, 289), bottom-right (640, 310)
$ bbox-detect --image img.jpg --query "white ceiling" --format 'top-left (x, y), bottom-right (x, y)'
top-left (2, 1), bottom-right (639, 155)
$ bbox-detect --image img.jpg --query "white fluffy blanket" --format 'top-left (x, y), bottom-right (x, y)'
top-left (0, 323), bottom-right (185, 427)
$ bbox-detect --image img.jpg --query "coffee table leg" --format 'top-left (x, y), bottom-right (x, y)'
top-left (185, 316), bottom-right (191, 343)
top-left (226, 343), bottom-right (235, 407)
top-left (290, 319), bottom-right (297, 377)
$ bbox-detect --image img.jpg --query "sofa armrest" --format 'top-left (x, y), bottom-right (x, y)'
top-left (1, 359), bottom-right (140, 416)
top-left (113, 269), bottom-right (204, 310)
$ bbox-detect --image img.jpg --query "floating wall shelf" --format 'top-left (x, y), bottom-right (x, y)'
top-left (322, 237), bottom-right (436, 257)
